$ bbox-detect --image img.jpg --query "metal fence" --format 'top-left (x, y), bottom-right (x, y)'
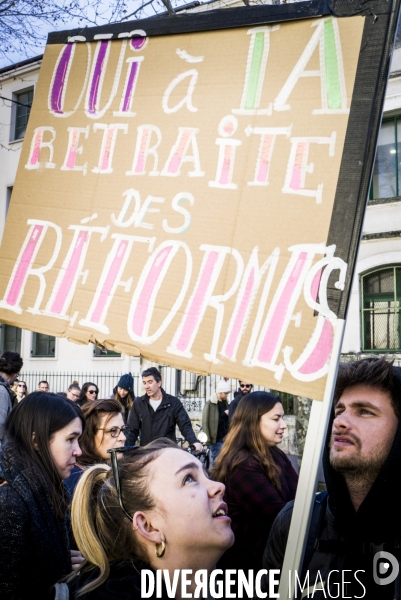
top-left (19, 367), bottom-right (288, 414)
top-left (341, 353), bottom-right (401, 367)
top-left (160, 367), bottom-right (294, 413)
top-left (19, 372), bottom-right (138, 399)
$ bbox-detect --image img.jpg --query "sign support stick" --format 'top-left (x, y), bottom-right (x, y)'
top-left (277, 319), bottom-right (346, 599)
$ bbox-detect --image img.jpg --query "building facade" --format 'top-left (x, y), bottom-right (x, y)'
top-left (342, 46), bottom-right (401, 362)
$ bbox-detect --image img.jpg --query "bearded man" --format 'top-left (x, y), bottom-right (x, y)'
top-left (263, 357), bottom-right (401, 599)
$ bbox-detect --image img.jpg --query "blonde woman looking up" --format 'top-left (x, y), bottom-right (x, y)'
top-left (65, 439), bottom-right (234, 599)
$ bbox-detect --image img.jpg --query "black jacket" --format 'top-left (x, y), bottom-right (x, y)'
top-left (228, 390), bottom-right (247, 422)
top-left (66, 561), bottom-right (146, 600)
top-left (64, 464), bottom-right (84, 497)
top-left (263, 398), bottom-right (401, 600)
top-left (60, 560), bottom-right (217, 600)
top-left (64, 560), bottom-right (215, 600)
top-left (0, 443), bottom-right (72, 600)
top-left (125, 389), bottom-right (197, 447)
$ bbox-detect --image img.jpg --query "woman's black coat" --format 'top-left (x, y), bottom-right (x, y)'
top-left (0, 443), bottom-right (72, 600)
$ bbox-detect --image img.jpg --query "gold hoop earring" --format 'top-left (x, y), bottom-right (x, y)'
top-left (133, 525), bottom-right (138, 531)
top-left (155, 540), bottom-right (166, 558)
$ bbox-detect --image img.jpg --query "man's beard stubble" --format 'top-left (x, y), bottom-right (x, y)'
top-left (329, 433), bottom-right (389, 485)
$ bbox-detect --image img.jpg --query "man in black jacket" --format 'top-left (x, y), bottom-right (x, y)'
top-left (263, 357), bottom-right (401, 600)
top-left (125, 367), bottom-right (202, 450)
top-left (228, 381), bottom-right (253, 421)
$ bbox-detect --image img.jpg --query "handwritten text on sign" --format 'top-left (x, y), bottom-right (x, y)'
top-left (0, 16), bottom-right (364, 398)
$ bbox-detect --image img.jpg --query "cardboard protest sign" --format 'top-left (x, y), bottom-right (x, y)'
top-left (0, 1), bottom-right (397, 399)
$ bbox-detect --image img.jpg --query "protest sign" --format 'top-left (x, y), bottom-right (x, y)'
top-left (0, 1), bottom-right (397, 401)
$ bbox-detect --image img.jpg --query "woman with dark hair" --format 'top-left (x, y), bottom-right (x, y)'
top-left (77, 382), bottom-right (99, 406)
top-left (0, 351), bottom-right (23, 452)
top-left (112, 373), bottom-right (135, 423)
top-left (0, 392), bottom-right (85, 599)
top-left (65, 398), bottom-right (128, 495)
top-left (59, 439), bottom-right (234, 599)
top-left (213, 391), bottom-right (298, 572)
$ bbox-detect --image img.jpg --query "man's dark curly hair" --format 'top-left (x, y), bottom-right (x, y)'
top-left (334, 357), bottom-right (401, 418)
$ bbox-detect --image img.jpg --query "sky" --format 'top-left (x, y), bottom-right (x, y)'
top-left (0, 0), bottom-right (185, 69)
top-left (0, 20), bottom-right (77, 68)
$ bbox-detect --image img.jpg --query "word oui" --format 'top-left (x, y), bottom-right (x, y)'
top-left (0, 218), bottom-right (346, 383)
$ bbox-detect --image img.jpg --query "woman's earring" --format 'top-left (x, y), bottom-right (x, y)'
top-left (154, 540), bottom-right (166, 558)
top-left (133, 525), bottom-right (138, 531)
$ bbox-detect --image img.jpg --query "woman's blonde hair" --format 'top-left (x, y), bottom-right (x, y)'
top-left (70, 438), bottom-right (178, 596)
top-left (12, 380), bottom-right (28, 398)
top-left (213, 391), bottom-right (283, 490)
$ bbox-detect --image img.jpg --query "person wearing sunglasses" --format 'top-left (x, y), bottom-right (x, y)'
top-left (64, 398), bottom-right (129, 496)
top-left (59, 438), bottom-right (234, 599)
top-left (12, 380), bottom-right (29, 402)
top-left (228, 381), bottom-right (254, 422)
top-left (77, 382), bottom-right (99, 407)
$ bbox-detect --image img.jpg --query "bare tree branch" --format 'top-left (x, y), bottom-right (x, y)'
top-left (122, 0), bottom-right (157, 21)
top-left (0, 0), bottom-right (227, 65)
top-left (160, 0), bottom-right (176, 14)
top-left (0, 94), bottom-right (31, 107)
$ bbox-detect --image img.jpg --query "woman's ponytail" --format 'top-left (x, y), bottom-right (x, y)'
top-left (71, 464), bottom-right (112, 595)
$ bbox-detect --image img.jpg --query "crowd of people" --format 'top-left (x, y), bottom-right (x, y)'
top-left (0, 350), bottom-right (400, 599)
